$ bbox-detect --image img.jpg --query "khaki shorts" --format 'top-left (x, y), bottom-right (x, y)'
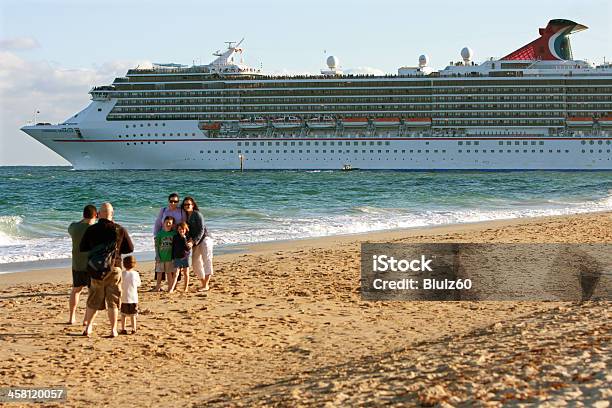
top-left (86, 267), bottom-right (122, 311)
top-left (156, 261), bottom-right (175, 274)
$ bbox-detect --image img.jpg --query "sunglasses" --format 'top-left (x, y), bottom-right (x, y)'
top-left (169, 200), bottom-right (179, 204)
top-left (183, 202), bottom-right (193, 207)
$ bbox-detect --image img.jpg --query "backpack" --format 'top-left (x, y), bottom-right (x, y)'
top-left (87, 226), bottom-right (120, 280)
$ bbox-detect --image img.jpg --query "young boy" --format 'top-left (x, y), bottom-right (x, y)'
top-left (171, 222), bottom-right (192, 292)
top-left (120, 255), bottom-right (141, 334)
top-left (154, 216), bottom-right (176, 291)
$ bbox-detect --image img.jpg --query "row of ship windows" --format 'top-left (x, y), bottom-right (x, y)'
top-left (113, 96), bottom-right (612, 105)
top-left (111, 109), bottom-right (604, 119)
top-left (121, 76), bottom-right (612, 86)
top-left (109, 88), bottom-right (612, 98)
top-left (119, 141), bottom-right (611, 155)
top-left (116, 82), bottom-right (612, 91)
top-left (109, 114), bottom-right (569, 123)
top-left (111, 106), bottom-right (610, 113)
top-left (112, 103), bottom-right (612, 112)
top-left (119, 133), bottom-right (196, 138)
top-left (110, 95), bottom-right (612, 107)
top-left (239, 140), bottom-right (394, 146)
top-left (195, 149), bottom-right (610, 154)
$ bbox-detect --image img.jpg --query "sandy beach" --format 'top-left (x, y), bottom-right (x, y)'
top-left (0, 212), bottom-right (610, 407)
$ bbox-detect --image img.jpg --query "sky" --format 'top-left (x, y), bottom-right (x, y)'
top-left (0, 0), bottom-right (610, 166)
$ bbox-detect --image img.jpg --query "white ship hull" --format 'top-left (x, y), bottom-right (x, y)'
top-left (21, 119), bottom-right (612, 170)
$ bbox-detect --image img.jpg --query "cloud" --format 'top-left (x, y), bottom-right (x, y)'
top-left (0, 52), bottom-right (150, 165)
top-left (344, 66), bottom-right (386, 76)
top-left (0, 37), bottom-right (41, 51)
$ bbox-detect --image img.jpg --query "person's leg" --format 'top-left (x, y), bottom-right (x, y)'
top-left (68, 286), bottom-right (84, 324)
top-left (192, 244), bottom-right (209, 291)
top-left (169, 268), bottom-right (180, 293)
top-left (83, 308), bottom-right (97, 336)
top-left (105, 267), bottom-right (121, 337)
top-left (167, 271), bottom-right (176, 292)
top-left (202, 237), bottom-right (214, 290)
top-left (83, 277), bottom-right (104, 335)
top-left (155, 272), bottom-right (163, 291)
top-left (107, 307), bottom-right (119, 337)
top-left (182, 267), bottom-right (189, 292)
top-left (121, 313), bottom-right (126, 332)
top-left (202, 275), bottom-right (211, 290)
top-left (130, 314), bottom-right (137, 333)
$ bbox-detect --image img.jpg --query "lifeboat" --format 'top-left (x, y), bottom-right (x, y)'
top-left (566, 117), bottom-right (593, 126)
top-left (272, 116), bottom-right (302, 129)
top-left (199, 122), bottom-right (221, 131)
top-left (597, 116), bottom-right (612, 126)
top-left (373, 117), bottom-right (401, 127)
top-left (404, 117), bottom-right (432, 127)
top-left (341, 117), bottom-right (369, 128)
top-left (239, 116), bottom-right (267, 130)
top-left (307, 115), bottom-right (336, 129)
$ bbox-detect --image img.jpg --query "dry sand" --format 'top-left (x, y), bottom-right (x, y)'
top-left (0, 212), bottom-right (610, 407)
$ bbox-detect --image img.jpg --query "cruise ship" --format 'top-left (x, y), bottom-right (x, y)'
top-left (22, 19), bottom-right (612, 170)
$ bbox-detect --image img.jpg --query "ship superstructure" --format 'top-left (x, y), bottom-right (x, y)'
top-left (22, 20), bottom-right (612, 170)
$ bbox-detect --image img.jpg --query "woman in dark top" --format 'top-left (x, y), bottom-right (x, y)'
top-left (182, 196), bottom-right (213, 291)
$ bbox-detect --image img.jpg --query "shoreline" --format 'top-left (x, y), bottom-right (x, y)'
top-left (0, 210), bottom-right (609, 285)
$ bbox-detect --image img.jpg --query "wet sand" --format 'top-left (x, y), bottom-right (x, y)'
top-left (0, 212), bottom-right (610, 407)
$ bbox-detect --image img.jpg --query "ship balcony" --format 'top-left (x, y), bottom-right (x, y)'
top-left (89, 85), bottom-right (115, 101)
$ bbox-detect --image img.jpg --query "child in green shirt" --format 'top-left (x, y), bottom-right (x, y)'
top-left (154, 216), bottom-right (176, 291)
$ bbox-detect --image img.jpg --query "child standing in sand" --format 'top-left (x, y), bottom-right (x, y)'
top-left (170, 222), bottom-right (192, 292)
top-left (154, 216), bottom-right (176, 291)
top-left (120, 255), bottom-right (141, 334)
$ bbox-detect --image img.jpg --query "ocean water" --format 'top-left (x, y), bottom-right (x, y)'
top-left (0, 166), bottom-right (611, 269)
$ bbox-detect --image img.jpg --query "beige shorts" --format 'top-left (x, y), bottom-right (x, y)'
top-left (86, 267), bottom-right (122, 311)
top-left (156, 261), bottom-right (175, 274)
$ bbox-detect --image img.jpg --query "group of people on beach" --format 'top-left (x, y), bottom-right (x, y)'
top-left (152, 193), bottom-right (214, 293)
top-left (67, 194), bottom-right (213, 338)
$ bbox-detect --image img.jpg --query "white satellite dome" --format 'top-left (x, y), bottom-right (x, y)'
top-left (327, 55), bottom-right (339, 69)
top-left (461, 46), bottom-right (474, 63)
top-left (418, 54), bottom-right (429, 67)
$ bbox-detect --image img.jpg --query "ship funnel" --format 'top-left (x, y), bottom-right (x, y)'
top-left (501, 19), bottom-right (588, 61)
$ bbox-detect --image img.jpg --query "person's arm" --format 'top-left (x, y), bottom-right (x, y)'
top-left (120, 227), bottom-right (135, 255)
top-left (68, 223), bottom-right (75, 238)
top-left (135, 273), bottom-right (141, 287)
top-left (190, 212), bottom-right (205, 244)
top-left (155, 233), bottom-right (161, 253)
top-left (79, 226), bottom-right (93, 252)
top-left (153, 208), bottom-right (164, 235)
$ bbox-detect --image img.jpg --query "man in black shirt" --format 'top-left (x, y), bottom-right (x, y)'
top-left (80, 202), bottom-right (134, 337)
